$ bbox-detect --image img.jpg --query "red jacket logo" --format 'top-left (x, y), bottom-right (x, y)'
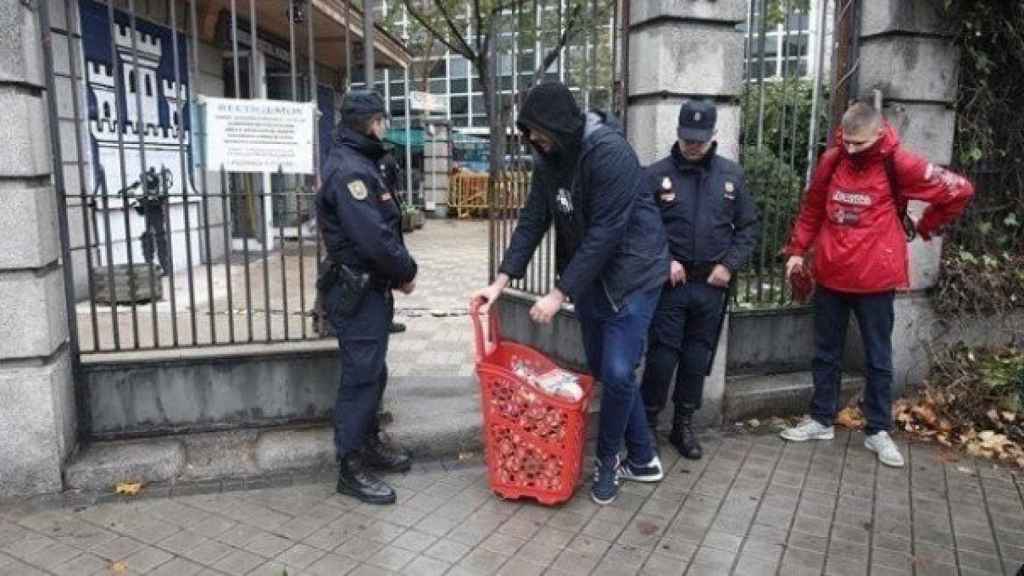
top-left (832, 190), bottom-right (872, 206)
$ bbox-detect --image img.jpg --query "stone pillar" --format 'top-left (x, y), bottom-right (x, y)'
top-left (847, 1), bottom-right (961, 393)
top-left (0, 1), bottom-right (76, 497)
top-left (626, 0), bottom-right (746, 427)
top-left (626, 0), bottom-right (747, 165)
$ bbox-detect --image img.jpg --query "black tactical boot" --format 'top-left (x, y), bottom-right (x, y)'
top-left (337, 453), bottom-right (397, 505)
top-left (669, 410), bottom-right (703, 460)
top-left (363, 434), bottom-right (412, 473)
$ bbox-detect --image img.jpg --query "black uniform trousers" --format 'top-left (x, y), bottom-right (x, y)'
top-left (326, 284), bottom-right (393, 459)
top-left (641, 278), bottom-right (726, 418)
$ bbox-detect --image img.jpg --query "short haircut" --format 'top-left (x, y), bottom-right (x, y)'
top-left (341, 112), bottom-right (382, 135)
top-left (841, 102), bottom-right (882, 135)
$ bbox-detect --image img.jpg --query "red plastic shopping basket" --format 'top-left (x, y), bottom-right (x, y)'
top-left (470, 299), bottom-right (594, 505)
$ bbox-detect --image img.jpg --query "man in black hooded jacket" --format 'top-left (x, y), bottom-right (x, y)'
top-left (472, 82), bottom-right (670, 505)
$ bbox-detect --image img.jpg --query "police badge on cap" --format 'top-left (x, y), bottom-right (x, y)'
top-left (677, 100), bottom-right (717, 143)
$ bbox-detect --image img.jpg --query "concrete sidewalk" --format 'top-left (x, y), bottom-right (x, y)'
top-left (1, 431), bottom-right (1021, 576)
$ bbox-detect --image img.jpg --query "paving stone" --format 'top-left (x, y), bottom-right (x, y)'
top-left (148, 557), bottom-right (206, 576)
top-left (121, 545), bottom-right (174, 573)
top-left (305, 552), bottom-right (360, 576)
top-left (365, 545), bottom-right (417, 572)
top-left (456, 546), bottom-right (510, 575)
top-left (733, 551), bottom-right (779, 576)
top-left (49, 553), bottom-right (111, 576)
top-left (423, 538), bottom-right (471, 564)
top-left (400, 554), bottom-right (451, 576)
top-left (690, 546), bottom-right (735, 572)
top-left (274, 543), bottom-right (326, 570)
top-left (547, 548), bottom-right (602, 576)
top-left (211, 549), bottom-right (265, 576)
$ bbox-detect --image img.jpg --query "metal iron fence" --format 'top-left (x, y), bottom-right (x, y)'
top-left (487, 0), bottom-right (849, 311)
top-left (43, 0), bottom-right (412, 354)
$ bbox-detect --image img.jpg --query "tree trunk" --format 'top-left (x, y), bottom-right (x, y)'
top-left (480, 26), bottom-right (507, 177)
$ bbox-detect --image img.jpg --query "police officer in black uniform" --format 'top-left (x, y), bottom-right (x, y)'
top-left (317, 91), bottom-right (416, 504)
top-left (641, 101), bottom-right (760, 460)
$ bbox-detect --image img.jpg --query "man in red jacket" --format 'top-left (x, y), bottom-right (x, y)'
top-left (779, 102), bottom-right (974, 467)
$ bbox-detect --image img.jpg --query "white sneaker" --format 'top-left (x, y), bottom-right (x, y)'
top-left (865, 431), bottom-right (905, 467)
top-left (780, 419), bottom-right (835, 442)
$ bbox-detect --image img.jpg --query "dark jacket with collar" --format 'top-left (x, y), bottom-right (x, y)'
top-left (645, 143), bottom-right (760, 274)
top-left (317, 127), bottom-right (417, 285)
top-left (499, 95), bottom-right (668, 308)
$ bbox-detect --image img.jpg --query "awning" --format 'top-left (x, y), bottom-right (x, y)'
top-left (385, 128), bottom-right (424, 150)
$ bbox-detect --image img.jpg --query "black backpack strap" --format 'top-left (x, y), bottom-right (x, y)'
top-left (884, 154), bottom-right (916, 242)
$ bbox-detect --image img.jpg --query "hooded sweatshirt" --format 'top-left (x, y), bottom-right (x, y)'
top-left (499, 83), bottom-right (669, 307)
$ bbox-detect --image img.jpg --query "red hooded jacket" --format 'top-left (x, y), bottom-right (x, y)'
top-left (785, 123), bottom-right (974, 293)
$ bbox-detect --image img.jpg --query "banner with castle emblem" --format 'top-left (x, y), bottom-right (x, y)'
top-left (80, 0), bottom-right (198, 269)
top-left (80, 0), bottom-right (194, 206)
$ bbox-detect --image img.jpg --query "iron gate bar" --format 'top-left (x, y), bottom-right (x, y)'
top-left (169, 0), bottom-right (194, 346)
top-left (38, 0), bottom-right (82, 379)
top-left (190, 0), bottom-right (219, 346)
top-left (107, 0), bottom-right (138, 347)
top-left (127, 0), bottom-right (165, 349)
top-left (64, 0), bottom-right (102, 351)
top-left (219, 167), bottom-right (236, 342)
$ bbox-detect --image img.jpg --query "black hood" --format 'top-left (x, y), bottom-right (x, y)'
top-left (517, 82), bottom-right (585, 164)
top-left (335, 126), bottom-right (386, 162)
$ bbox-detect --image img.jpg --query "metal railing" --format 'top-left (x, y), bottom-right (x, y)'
top-left (486, 0), bottom-right (845, 311)
top-left (44, 0), bottom-right (382, 354)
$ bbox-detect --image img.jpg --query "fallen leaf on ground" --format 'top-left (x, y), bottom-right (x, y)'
top-left (110, 561), bottom-right (128, 574)
top-left (836, 407), bottom-right (865, 429)
top-left (114, 482), bottom-right (141, 496)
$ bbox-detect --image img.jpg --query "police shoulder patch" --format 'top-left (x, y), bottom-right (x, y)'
top-left (347, 179), bottom-right (368, 200)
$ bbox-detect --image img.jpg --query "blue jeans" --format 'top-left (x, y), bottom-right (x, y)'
top-left (810, 286), bottom-right (895, 435)
top-left (575, 285), bottom-right (661, 464)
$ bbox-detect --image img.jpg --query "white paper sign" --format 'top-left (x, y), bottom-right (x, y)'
top-left (202, 97), bottom-right (315, 174)
top-left (410, 91), bottom-right (448, 113)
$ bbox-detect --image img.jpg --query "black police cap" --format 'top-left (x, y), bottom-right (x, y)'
top-left (677, 100), bottom-right (717, 143)
top-left (342, 90), bottom-right (386, 117)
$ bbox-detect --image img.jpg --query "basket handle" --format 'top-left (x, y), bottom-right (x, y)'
top-left (469, 298), bottom-right (501, 361)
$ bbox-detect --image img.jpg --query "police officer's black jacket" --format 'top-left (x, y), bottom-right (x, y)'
top-left (499, 95), bottom-right (669, 309)
top-left (645, 143), bottom-right (760, 273)
top-left (317, 127), bottom-right (417, 285)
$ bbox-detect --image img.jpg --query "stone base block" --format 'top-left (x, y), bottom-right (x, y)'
top-left (856, 36), bottom-right (959, 104)
top-left (0, 352), bottom-right (74, 497)
top-left (0, 267), bottom-right (67, 359)
top-left (883, 102), bottom-right (956, 165)
top-left (629, 22), bottom-right (744, 98)
top-left (628, 98), bottom-right (740, 164)
top-left (93, 264), bottom-right (164, 304)
top-left (0, 180), bottom-right (59, 269)
top-left (64, 440), bottom-right (185, 491)
top-left (631, 0), bottom-right (748, 26)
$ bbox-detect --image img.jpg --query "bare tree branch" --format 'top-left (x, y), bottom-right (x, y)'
top-left (473, 0), bottom-right (484, 54)
top-left (530, 2), bottom-right (581, 85)
top-left (401, 0), bottom-right (477, 59)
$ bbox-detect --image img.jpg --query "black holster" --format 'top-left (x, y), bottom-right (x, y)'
top-left (317, 260), bottom-right (370, 317)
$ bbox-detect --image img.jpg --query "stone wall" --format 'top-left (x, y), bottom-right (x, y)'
top-left (0, 1), bottom-right (76, 497)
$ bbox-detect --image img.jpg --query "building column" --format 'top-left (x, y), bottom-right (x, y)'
top-left (848, 1), bottom-right (960, 393)
top-left (625, 0), bottom-right (747, 427)
top-left (0, 1), bottom-right (76, 497)
top-left (625, 0), bottom-right (747, 165)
